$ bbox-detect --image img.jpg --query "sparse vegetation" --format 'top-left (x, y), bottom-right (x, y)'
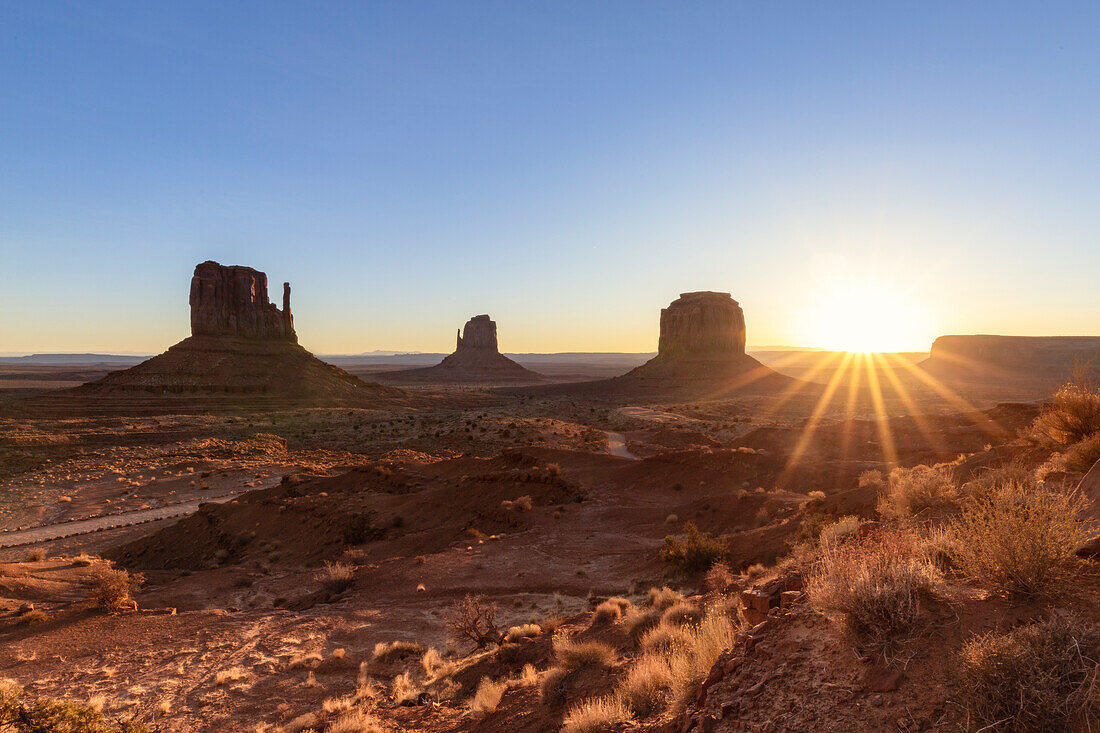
top-left (807, 527), bottom-right (940, 643)
top-left (0, 680), bottom-right (152, 733)
top-left (552, 636), bottom-right (617, 672)
top-left (470, 677), bottom-right (506, 716)
top-left (665, 611), bottom-right (740, 710)
top-left (562, 695), bottom-right (630, 733)
top-left (372, 639), bottom-right (424, 663)
top-left (593, 597), bottom-right (632, 624)
top-left (876, 463), bottom-right (959, 519)
top-left (503, 623), bottom-right (542, 642)
top-left (1029, 381), bottom-right (1100, 449)
top-left (320, 561), bottom-right (355, 593)
top-left (955, 615), bottom-right (1100, 732)
top-left (659, 522), bottom-right (727, 571)
top-left (950, 479), bottom-right (1086, 598)
top-left (616, 654), bottom-right (673, 718)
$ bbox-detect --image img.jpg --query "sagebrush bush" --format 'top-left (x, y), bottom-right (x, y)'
top-left (659, 523), bottom-right (726, 571)
top-left (89, 567), bottom-right (144, 613)
top-left (956, 615), bottom-right (1100, 733)
top-left (1029, 382), bottom-right (1100, 449)
top-left (817, 515), bottom-right (864, 550)
top-left (950, 480), bottom-right (1087, 598)
top-left (876, 464), bottom-right (959, 519)
top-left (807, 528), bottom-right (940, 642)
top-left (1045, 432), bottom-right (1100, 474)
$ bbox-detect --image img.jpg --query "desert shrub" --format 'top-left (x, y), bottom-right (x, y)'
top-left (593, 597), bottom-right (631, 624)
top-left (703, 562), bottom-right (734, 593)
top-left (27, 549), bottom-right (46, 562)
top-left (859, 469), bottom-right (885, 490)
top-left (372, 640), bottom-right (424, 663)
top-left (16, 610), bottom-right (48, 627)
top-left (807, 528), bottom-right (940, 642)
top-left (818, 515), bottom-right (864, 550)
top-left (561, 696), bottom-right (630, 733)
top-left (961, 463), bottom-right (1036, 502)
top-left (470, 677), bottom-right (506, 716)
top-left (666, 612), bottom-right (739, 711)
top-left (214, 667), bottom-right (246, 685)
top-left (1029, 382), bottom-right (1100, 449)
top-left (0, 681), bottom-right (152, 733)
top-left (88, 567), bottom-right (144, 613)
top-left (73, 553), bottom-right (96, 567)
top-left (420, 648), bottom-right (452, 679)
top-left (955, 615), bottom-right (1100, 732)
top-left (320, 561), bottom-right (355, 593)
top-left (616, 654), bottom-right (673, 718)
top-left (1045, 432), bottom-right (1100, 474)
top-left (621, 607), bottom-right (662, 640)
top-left (950, 480), bottom-right (1087, 598)
top-left (552, 637), bottom-right (617, 673)
top-left (444, 594), bottom-right (501, 648)
top-left (660, 602), bottom-right (703, 627)
top-left (640, 624), bottom-right (692, 655)
top-left (342, 513), bottom-right (374, 545)
top-left (659, 523), bottom-right (726, 572)
top-left (503, 623), bottom-right (542, 642)
top-left (876, 464), bottom-right (959, 519)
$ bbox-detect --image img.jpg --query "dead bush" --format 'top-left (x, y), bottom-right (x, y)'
top-left (444, 594), bottom-right (502, 649)
top-left (88, 567), bottom-right (144, 613)
top-left (1029, 382), bottom-right (1100, 449)
top-left (876, 464), bottom-right (959, 519)
top-left (807, 527), bottom-right (940, 643)
top-left (955, 615), bottom-right (1100, 732)
top-left (950, 480), bottom-right (1087, 598)
top-left (659, 522), bottom-right (727, 572)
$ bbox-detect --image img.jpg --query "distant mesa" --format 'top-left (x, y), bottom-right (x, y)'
top-left (922, 334), bottom-right (1100, 385)
top-left (16, 261), bottom-right (404, 414)
top-left (373, 314), bottom-right (545, 384)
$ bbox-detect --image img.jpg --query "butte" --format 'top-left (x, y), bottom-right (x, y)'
top-left (17, 261), bottom-right (405, 414)
top-left (374, 315), bottom-right (544, 384)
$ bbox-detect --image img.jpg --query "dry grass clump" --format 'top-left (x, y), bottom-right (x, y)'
top-left (955, 615), bottom-right (1100, 733)
top-left (659, 522), bottom-right (727, 571)
top-left (501, 495), bottom-right (534, 512)
top-left (16, 610), bottom-right (48, 627)
top-left (552, 637), bottom-right (617, 672)
top-left (27, 549), bottom-right (45, 562)
top-left (1044, 432), bottom-right (1100, 475)
top-left (326, 710), bottom-right (384, 733)
top-left (0, 680), bottom-right (152, 733)
top-left (320, 561), bottom-right (355, 593)
top-left (390, 671), bottom-right (420, 705)
top-left (214, 666), bottom-right (247, 685)
top-left (661, 602), bottom-right (703, 628)
top-left (807, 528), bottom-right (940, 643)
top-left (420, 648), bottom-right (454, 679)
top-left (372, 640), bottom-right (424, 663)
top-left (876, 464), bottom-right (959, 519)
top-left (72, 553), bottom-right (97, 567)
top-left (470, 677), bottom-right (506, 716)
top-left (621, 587), bottom-right (684, 639)
top-left (561, 695), bottom-right (630, 733)
top-left (1029, 382), bottom-right (1100, 449)
top-left (817, 515), bottom-right (864, 550)
top-left (949, 480), bottom-right (1087, 598)
top-left (615, 654), bottom-right (673, 718)
top-left (88, 566), bottom-right (144, 613)
top-left (640, 624), bottom-right (692, 655)
top-left (665, 612), bottom-right (740, 711)
top-left (503, 623), bottom-right (542, 642)
top-left (593, 597), bottom-right (632, 624)
top-left (647, 586), bottom-right (683, 611)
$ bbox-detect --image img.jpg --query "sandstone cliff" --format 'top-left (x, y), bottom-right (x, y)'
top-left (189, 261), bottom-right (296, 341)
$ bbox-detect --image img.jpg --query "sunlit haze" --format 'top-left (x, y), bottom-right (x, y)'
top-left (2, 2), bottom-right (1099, 355)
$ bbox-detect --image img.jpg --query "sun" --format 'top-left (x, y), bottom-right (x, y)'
top-left (798, 278), bottom-right (929, 353)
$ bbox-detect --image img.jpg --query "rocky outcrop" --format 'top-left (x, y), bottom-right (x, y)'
top-left (189, 261), bottom-right (295, 342)
top-left (657, 292), bottom-right (746, 360)
top-left (373, 315), bottom-right (544, 384)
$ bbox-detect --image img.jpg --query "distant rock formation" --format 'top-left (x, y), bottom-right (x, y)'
top-left (18, 261), bottom-right (404, 414)
top-left (189, 261), bottom-right (295, 341)
top-left (923, 335), bottom-right (1100, 385)
top-left (373, 315), bottom-right (545, 384)
top-left (624, 292), bottom-right (774, 382)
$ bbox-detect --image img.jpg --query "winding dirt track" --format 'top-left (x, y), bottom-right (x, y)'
top-left (606, 431), bottom-right (639, 460)
top-left (0, 492), bottom-right (242, 549)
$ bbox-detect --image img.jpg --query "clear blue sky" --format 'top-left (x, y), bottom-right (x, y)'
top-left (2, 1), bottom-right (1098, 354)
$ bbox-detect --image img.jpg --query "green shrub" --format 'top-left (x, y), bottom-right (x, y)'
top-left (659, 523), bottom-right (726, 572)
